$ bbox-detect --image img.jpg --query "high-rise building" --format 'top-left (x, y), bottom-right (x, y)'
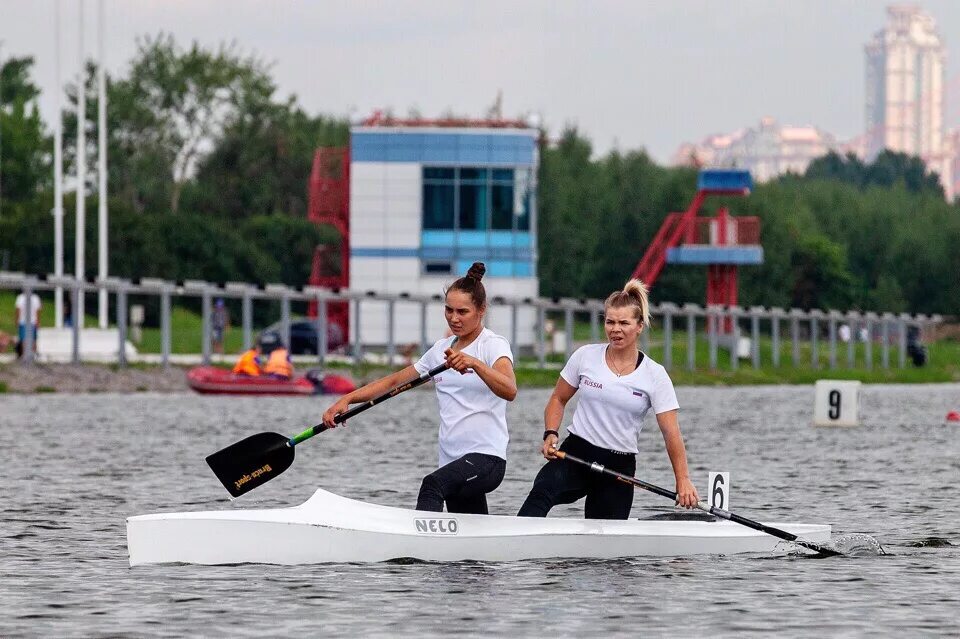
top-left (671, 118), bottom-right (837, 182)
top-left (865, 5), bottom-right (952, 196)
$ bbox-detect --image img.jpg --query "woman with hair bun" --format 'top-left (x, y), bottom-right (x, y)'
top-left (322, 262), bottom-right (517, 514)
top-left (517, 278), bottom-right (699, 519)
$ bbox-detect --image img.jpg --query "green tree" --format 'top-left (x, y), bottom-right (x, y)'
top-left (537, 127), bottom-right (604, 298)
top-left (805, 149), bottom-right (943, 197)
top-left (788, 233), bottom-right (853, 310)
top-left (63, 34), bottom-right (279, 215)
top-left (0, 56), bottom-right (48, 203)
top-left (188, 106), bottom-right (348, 219)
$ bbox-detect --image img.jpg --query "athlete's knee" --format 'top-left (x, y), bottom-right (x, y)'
top-left (517, 485), bottom-right (555, 517)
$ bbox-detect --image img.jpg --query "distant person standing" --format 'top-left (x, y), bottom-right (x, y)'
top-left (15, 290), bottom-right (42, 357)
top-left (63, 295), bottom-right (73, 328)
top-left (838, 323), bottom-right (851, 344)
top-left (211, 298), bottom-right (229, 355)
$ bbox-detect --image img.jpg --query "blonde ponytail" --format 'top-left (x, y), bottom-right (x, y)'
top-left (604, 278), bottom-right (650, 326)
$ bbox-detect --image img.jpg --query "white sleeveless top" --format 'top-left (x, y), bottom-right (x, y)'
top-left (414, 328), bottom-right (514, 466)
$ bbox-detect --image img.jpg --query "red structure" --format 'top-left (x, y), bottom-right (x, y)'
top-left (632, 170), bottom-right (762, 329)
top-left (307, 147), bottom-right (350, 342)
top-left (360, 109), bottom-right (530, 130)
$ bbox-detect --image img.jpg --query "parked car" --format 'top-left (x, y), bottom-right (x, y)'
top-left (259, 318), bottom-right (346, 355)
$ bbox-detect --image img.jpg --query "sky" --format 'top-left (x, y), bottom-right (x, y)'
top-left (3, 0), bottom-right (960, 163)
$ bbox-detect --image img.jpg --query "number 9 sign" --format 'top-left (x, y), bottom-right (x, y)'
top-left (814, 380), bottom-right (861, 427)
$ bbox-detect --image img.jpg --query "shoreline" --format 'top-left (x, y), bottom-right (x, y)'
top-left (0, 361), bottom-right (957, 394)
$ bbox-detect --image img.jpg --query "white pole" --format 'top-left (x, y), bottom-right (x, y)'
top-left (96, 0), bottom-right (107, 328)
top-left (75, 0), bottom-right (86, 329)
top-left (54, 0), bottom-right (65, 328)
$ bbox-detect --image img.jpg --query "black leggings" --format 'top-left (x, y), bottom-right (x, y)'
top-left (416, 453), bottom-right (506, 515)
top-left (517, 434), bottom-right (636, 520)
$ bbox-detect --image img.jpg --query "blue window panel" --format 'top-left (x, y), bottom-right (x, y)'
top-left (485, 260), bottom-right (513, 277)
top-left (489, 246), bottom-right (515, 260)
top-left (351, 133), bottom-right (390, 161)
top-left (351, 247), bottom-right (419, 258)
top-left (421, 246), bottom-right (456, 260)
top-left (697, 169), bottom-right (753, 192)
top-left (449, 259), bottom-right (535, 278)
top-left (666, 246), bottom-right (764, 265)
top-left (460, 247), bottom-right (488, 261)
top-left (488, 232), bottom-right (514, 248)
top-left (423, 182), bottom-right (455, 229)
top-left (458, 181), bottom-right (489, 230)
top-left (513, 261), bottom-right (533, 277)
top-left (512, 232), bottom-right (532, 248)
top-left (387, 134), bottom-right (424, 162)
top-left (458, 143), bottom-right (491, 165)
top-left (422, 230), bottom-right (456, 246)
top-left (423, 135), bottom-right (459, 163)
top-left (424, 167), bottom-right (454, 180)
top-left (354, 130), bottom-right (537, 165)
top-left (514, 247), bottom-right (533, 260)
top-left (456, 231), bottom-right (488, 247)
top-left (454, 260), bottom-right (476, 276)
top-left (492, 137), bottom-right (524, 164)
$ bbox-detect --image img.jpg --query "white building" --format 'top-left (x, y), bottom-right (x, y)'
top-left (672, 118), bottom-right (837, 182)
top-left (865, 4), bottom-right (952, 197)
top-left (349, 123), bottom-right (540, 347)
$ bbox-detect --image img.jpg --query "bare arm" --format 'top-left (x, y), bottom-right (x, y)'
top-left (655, 409), bottom-right (700, 508)
top-left (541, 377), bottom-right (577, 459)
top-left (322, 364), bottom-right (420, 427)
top-left (444, 349), bottom-right (517, 401)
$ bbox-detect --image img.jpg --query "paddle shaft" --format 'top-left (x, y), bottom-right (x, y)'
top-left (287, 363), bottom-right (450, 447)
top-left (554, 450), bottom-right (839, 556)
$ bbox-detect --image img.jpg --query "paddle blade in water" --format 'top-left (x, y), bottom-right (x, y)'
top-left (205, 432), bottom-right (294, 498)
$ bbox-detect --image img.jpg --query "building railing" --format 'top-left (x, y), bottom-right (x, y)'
top-left (0, 271), bottom-right (942, 372)
top-left (691, 216), bottom-right (760, 245)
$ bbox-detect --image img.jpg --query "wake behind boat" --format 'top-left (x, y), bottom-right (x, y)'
top-left (126, 488), bottom-right (831, 565)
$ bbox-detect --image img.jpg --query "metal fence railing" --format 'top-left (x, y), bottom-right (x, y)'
top-left (0, 271), bottom-right (943, 371)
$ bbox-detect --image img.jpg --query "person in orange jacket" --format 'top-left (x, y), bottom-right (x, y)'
top-left (232, 343), bottom-right (263, 376)
top-left (259, 331), bottom-right (293, 380)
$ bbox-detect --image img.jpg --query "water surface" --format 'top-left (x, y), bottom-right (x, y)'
top-left (2, 384), bottom-right (958, 636)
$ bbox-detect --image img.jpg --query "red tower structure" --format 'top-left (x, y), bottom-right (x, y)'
top-left (632, 170), bottom-right (762, 331)
top-left (307, 147), bottom-right (350, 343)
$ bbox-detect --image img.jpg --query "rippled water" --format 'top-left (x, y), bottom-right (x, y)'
top-left (2, 384), bottom-right (958, 636)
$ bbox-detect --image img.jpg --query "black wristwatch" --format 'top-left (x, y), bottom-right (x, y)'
top-left (543, 429), bottom-right (559, 441)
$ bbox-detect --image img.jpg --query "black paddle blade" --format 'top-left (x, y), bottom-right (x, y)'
top-left (205, 432), bottom-right (295, 498)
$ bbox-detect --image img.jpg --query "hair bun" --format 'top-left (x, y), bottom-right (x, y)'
top-left (466, 262), bottom-right (486, 282)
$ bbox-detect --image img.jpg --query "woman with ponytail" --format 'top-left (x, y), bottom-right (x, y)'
top-left (322, 262), bottom-right (517, 514)
top-left (517, 279), bottom-right (698, 519)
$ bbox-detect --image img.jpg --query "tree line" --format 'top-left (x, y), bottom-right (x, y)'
top-left (1, 35), bottom-right (958, 316)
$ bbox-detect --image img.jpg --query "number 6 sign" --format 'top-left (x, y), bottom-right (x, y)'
top-left (708, 472), bottom-right (730, 510)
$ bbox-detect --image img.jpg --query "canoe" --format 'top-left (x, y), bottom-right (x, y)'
top-left (186, 366), bottom-right (355, 396)
top-left (126, 488), bottom-right (831, 566)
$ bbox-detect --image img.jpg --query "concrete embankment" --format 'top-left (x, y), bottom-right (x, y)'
top-left (0, 363), bottom-right (190, 393)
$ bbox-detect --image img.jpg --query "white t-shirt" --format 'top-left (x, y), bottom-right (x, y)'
top-left (15, 293), bottom-right (42, 326)
top-left (414, 328), bottom-right (514, 467)
top-left (561, 344), bottom-right (679, 454)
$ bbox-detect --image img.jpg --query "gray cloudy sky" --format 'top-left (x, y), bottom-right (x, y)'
top-left (3, 0), bottom-right (960, 162)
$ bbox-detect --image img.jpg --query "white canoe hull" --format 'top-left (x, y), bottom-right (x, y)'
top-left (127, 489), bottom-right (831, 566)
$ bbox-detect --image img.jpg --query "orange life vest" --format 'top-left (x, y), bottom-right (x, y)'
top-left (232, 349), bottom-right (262, 376)
top-left (263, 348), bottom-right (293, 379)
